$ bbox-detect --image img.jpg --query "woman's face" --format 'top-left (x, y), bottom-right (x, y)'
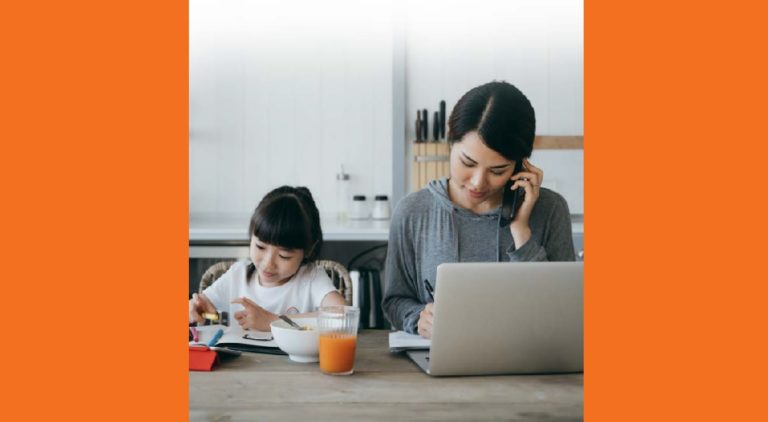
top-left (448, 131), bottom-right (516, 211)
top-left (250, 236), bottom-right (304, 286)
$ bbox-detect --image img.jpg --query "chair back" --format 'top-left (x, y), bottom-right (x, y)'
top-left (316, 259), bottom-right (353, 305)
top-left (198, 260), bottom-right (236, 294)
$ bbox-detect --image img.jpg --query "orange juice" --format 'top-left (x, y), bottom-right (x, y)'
top-left (319, 333), bottom-right (357, 374)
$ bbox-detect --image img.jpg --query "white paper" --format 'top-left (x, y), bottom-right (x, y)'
top-left (192, 324), bottom-right (278, 348)
top-left (388, 330), bottom-right (431, 351)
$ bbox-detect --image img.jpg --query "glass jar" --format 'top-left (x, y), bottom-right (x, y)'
top-left (349, 195), bottom-right (370, 220)
top-left (335, 166), bottom-right (350, 221)
top-left (372, 195), bottom-right (390, 220)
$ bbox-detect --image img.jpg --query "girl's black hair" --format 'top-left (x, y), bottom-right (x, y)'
top-left (447, 81), bottom-right (536, 161)
top-left (248, 186), bottom-right (322, 263)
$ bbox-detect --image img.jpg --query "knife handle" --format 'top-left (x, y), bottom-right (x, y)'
top-left (416, 112), bottom-right (422, 141)
top-left (433, 111), bottom-right (439, 141)
top-left (439, 100), bottom-right (446, 139)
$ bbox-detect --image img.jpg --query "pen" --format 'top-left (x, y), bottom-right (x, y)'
top-left (424, 279), bottom-right (435, 302)
top-left (207, 328), bottom-right (224, 347)
top-left (189, 327), bottom-right (199, 342)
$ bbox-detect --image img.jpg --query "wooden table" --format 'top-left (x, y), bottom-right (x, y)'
top-left (190, 330), bottom-right (583, 421)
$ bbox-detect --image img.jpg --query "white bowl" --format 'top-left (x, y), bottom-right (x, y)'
top-left (270, 317), bottom-right (319, 363)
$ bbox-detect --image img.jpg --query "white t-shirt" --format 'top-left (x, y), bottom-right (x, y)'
top-left (202, 260), bottom-right (338, 318)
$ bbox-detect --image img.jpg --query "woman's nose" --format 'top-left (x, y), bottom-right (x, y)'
top-left (470, 170), bottom-right (487, 190)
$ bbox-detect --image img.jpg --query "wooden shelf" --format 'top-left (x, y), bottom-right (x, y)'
top-left (533, 136), bottom-right (583, 149)
top-left (411, 136), bottom-right (583, 150)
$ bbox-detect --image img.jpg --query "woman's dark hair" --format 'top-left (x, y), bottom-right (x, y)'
top-left (248, 186), bottom-right (323, 263)
top-left (447, 81), bottom-right (536, 161)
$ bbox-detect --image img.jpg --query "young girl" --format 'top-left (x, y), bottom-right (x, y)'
top-left (189, 186), bottom-right (347, 331)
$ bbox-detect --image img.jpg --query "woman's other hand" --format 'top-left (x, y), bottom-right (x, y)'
top-left (231, 297), bottom-right (278, 331)
top-left (417, 302), bottom-right (435, 339)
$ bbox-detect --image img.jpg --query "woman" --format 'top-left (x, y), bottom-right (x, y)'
top-left (382, 81), bottom-right (575, 338)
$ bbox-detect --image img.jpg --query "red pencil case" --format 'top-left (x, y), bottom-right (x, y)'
top-left (189, 345), bottom-right (219, 371)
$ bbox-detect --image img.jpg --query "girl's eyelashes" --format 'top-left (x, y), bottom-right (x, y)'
top-left (255, 241), bottom-right (294, 258)
top-left (461, 160), bottom-right (474, 167)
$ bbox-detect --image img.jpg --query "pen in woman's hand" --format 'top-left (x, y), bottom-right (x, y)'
top-left (424, 279), bottom-right (435, 302)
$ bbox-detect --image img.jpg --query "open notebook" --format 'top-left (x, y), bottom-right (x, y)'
top-left (388, 330), bottom-right (431, 352)
top-left (191, 324), bottom-right (286, 355)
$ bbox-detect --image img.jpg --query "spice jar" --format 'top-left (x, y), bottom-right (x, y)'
top-left (372, 195), bottom-right (390, 220)
top-left (349, 195), bottom-right (370, 220)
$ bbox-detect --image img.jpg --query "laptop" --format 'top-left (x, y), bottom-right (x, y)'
top-left (406, 262), bottom-right (583, 376)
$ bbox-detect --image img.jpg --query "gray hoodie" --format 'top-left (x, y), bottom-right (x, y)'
top-left (382, 178), bottom-right (575, 333)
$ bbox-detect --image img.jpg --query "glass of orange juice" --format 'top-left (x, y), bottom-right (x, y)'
top-left (317, 306), bottom-right (360, 375)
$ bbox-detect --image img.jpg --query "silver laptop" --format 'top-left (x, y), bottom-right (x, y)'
top-left (407, 262), bottom-right (583, 376)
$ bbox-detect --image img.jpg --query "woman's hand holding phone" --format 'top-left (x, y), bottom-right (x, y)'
top-left (508, 159), bottom-right (544, 247)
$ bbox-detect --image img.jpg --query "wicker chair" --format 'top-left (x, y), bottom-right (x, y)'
top-left (315, 259), bottom-right (353, 305)
top-left (197, 259), bottom-right (353, 305)
top-left (198, 260), bottom-right (237, 294)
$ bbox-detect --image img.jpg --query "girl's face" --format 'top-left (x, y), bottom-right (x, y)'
top-left (250, 236), bottom-right (305, 286)
top-left (448, 131), bottom-right (516, 212)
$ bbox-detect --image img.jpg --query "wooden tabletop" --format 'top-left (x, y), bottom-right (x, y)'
top-left (190, 330), bottom-right (583, 421)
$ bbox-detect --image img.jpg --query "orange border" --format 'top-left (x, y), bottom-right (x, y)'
top-left (2, 1), bottom-right (187, 420)
top-left (5, 0), bottom-right (768, 420)
top-left (587, 0), bottom-right (768, 420)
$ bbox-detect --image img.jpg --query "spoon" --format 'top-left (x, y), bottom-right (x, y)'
top-left (278, 314), bottom-right (306, 330)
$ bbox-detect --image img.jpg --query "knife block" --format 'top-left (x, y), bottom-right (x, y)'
top-left (412, 142), bottom-right (450, 192)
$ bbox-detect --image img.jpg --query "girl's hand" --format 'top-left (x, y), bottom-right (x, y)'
top-left (231, 297), bottom-right (278, 331)
top-left (508, 158), bottom-right (544, 247)
top-left (417, 302), bottom-right (435, 339)
top-left (189, 293), bottom-right (217, 324)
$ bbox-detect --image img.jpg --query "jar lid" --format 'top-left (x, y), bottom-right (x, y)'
top-left (352, 195), bottom-right (366, 201)
top-left (374, 195), bottom-right (388, 201)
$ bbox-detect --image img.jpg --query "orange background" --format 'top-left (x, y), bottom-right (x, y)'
top-left (1, 0), bottom-right (767, 420)
top-left (1, 1), bottom-right (187, 420)
top-left (586, 0), bottom-right (768, 420)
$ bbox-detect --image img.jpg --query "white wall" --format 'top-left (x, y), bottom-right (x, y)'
top-left (189, 0), bottom-right (393, 216)
top-left (189, 0), bottom-right (583, 216)
top-left (404, 0), bottom-right (584, 213)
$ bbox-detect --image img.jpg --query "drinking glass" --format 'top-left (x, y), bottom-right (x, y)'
top-left (317, 306), bottom-right (360, 375)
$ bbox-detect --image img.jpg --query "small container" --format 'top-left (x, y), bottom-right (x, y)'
top-left (349, 195), bottom-right (370, 220)
top-left (372, 195), bottom-right (390, 220)
top-left (335, 166), bottom-right (350, 221)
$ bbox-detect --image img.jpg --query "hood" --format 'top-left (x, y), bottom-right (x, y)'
top-left (426, 178), bottom-right (505, 262)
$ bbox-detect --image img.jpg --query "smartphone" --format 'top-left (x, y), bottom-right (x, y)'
top-left (499, 160), bottom-right (525, 227)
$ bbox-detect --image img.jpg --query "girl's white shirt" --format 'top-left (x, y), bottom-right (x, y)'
top-left (202, 260), bottom-right (338, 318)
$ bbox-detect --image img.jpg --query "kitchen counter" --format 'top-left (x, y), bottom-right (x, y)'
top-left (190, 213), bottom-right (391, 243)
top-left (190, 213), bottom-right (583, 244)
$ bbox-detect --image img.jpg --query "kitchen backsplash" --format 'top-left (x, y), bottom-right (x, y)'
top-left (189, 0), bottom-right (583, 217)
